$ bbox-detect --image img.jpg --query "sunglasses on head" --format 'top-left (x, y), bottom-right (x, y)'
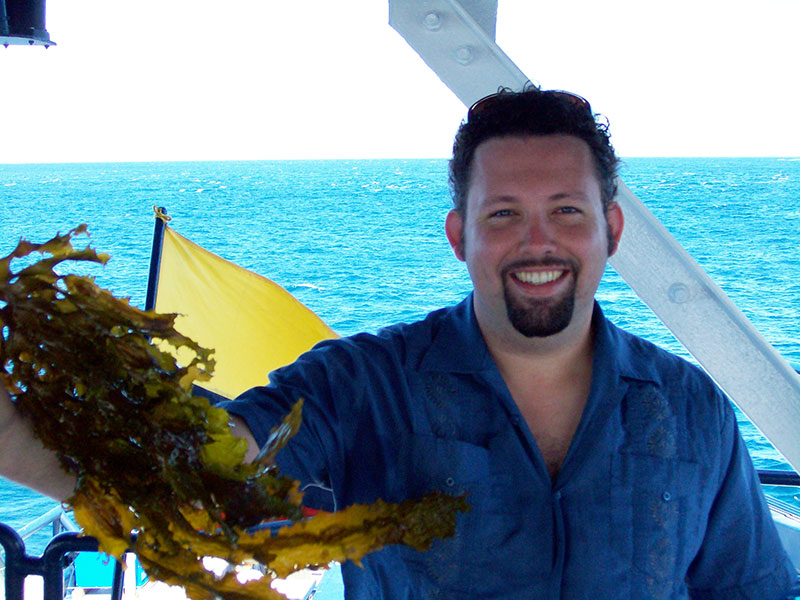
top-left (467, 90), bottom-right (592, 122)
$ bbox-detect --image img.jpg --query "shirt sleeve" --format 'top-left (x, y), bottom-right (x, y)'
top-left (219, 344), bottom-right (351, 512)
top-left (686, 403), bottom-right (796, 599)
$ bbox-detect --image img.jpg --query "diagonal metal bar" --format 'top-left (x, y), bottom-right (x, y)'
top-left (389, 0), bottom-right (524, 105)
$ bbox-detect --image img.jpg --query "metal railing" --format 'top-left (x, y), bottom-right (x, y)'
top-left (0, 524), bottom-right (123, 600)
top-left (0, 506), bottom-right (78, 575)
top-left (0, 508), bottom-right (123, 600)
top-left (759, 470), bottom-right (800, 487)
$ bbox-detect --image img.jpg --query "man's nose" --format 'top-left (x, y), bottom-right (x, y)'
top-left (520, 215), bottom-right (557, 252)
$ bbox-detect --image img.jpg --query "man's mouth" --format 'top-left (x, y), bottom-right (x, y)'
top-left (512, 270), bottom-right (565, 286)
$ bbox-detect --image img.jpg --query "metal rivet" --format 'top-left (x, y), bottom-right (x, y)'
top-left (446, 477), bottom-right (456, 487)
top-left (422, 12), bottom-right (442, 31)
top-left (662, 491), bottom-right (672, 501)
top-left (668, 282), bottom-right (690, 304)
top-left (454, 45), bottom-right (474, 65)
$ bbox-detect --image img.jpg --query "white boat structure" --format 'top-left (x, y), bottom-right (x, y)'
top-left (1, 0), bottom-right (799, 598)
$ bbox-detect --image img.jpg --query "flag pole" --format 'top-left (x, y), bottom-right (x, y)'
top-left (144, 206), bottom-right (169, 311)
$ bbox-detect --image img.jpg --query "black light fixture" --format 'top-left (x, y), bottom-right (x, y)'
top-left (0, 0), bottom-right (55, 48)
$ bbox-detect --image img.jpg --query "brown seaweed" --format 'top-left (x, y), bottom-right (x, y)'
top-left (0, 226), bottom-right (468, 600)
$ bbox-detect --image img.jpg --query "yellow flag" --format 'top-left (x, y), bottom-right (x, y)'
top-left (154, 226), bottom-right (337, 400)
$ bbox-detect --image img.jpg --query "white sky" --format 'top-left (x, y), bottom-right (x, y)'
top-left (1, 0), bottom-right (798, 163)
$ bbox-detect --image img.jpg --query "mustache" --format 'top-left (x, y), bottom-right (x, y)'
top-left (501, 256), bottom-right (578, 277)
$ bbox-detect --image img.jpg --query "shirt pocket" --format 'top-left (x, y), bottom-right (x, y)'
top-left (398, 434), bottom-right (540, 594)
top-left (610, 452), bottom-right (703, 598)
top-left (402, 433), bottom-right (491, 497)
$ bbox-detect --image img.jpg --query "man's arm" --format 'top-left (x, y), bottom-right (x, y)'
top-left (686, 402), bottom-right (795, 598)
top-left (0, 383), bottom-right (75, 501)
top-left (0, 384), bottom-right (264, 502)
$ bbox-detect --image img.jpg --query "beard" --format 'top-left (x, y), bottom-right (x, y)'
top-left (501, 258), bottom-right (578, 338)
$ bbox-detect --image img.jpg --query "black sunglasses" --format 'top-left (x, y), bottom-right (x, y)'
top-left (467, 90), bottom-right (592, 122)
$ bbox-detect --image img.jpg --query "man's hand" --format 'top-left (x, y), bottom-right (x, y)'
top-left (229, 415), bottom-right (261, 462)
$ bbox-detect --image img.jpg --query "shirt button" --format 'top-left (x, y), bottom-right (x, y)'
top-left (662, 491), bottom-right (672, 502)
top-left (445, 477), bottom-right (456, 487)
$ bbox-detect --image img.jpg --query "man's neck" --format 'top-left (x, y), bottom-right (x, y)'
top-left (485, 324), bottom-right (594, 389)
top-left (478, 310), bottom-right (596, 478)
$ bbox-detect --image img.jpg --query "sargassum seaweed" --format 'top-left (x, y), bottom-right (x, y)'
top-left (0, 226), bottom-right (468, 600)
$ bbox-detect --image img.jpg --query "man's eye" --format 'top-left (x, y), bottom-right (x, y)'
top-left (556, 206), bottom-right (580, 214)
top-left (490, 209), bottom-right (514, 218)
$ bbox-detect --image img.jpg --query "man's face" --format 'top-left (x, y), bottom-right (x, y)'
top-left (445, 134), bottom-right (623, 340)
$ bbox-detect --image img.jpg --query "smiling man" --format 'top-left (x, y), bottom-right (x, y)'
top-left (0, 87), bottom-right (795, 598)
top-left (222, 87), bottom-right (794, 598)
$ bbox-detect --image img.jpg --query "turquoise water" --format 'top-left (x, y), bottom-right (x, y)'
top-left (0, 157), bottom-right (798, 554)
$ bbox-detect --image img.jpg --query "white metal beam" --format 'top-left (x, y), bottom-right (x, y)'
top-left (388, 0), bottom-right (521, 105)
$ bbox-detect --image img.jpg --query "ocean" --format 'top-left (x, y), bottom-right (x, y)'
top-left (1, 157), bottom-right (799, 556)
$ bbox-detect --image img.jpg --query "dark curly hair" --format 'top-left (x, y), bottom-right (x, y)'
top-left (449, 86), bottom-right (619, 216)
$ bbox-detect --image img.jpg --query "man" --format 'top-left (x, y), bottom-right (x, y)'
top-left (221, 88), bottom-right (794, 598)
top-left (0, 87), bottom-right (795, 598)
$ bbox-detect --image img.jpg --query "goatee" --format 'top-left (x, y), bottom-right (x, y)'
top-left (502, 258), bottom-right (578, 338)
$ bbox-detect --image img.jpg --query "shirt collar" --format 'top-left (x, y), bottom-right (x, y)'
top-left (418, 294), bottom-right (495, 373)
top-left (593, 302), bottom-right (661, 385)
top-left (420, 295), bottom-right (663, 385)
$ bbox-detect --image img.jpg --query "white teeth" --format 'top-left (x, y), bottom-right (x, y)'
top-left (515, 270), bottom-right (564, 285)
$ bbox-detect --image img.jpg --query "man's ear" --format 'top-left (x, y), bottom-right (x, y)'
top-left (445, 209), bottom-right (466, 261)
top-left (606, 201), bottom-right (624, 256)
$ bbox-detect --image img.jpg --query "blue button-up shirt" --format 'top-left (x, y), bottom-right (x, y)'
top-left (224, 296), bottom-right (794, 599)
